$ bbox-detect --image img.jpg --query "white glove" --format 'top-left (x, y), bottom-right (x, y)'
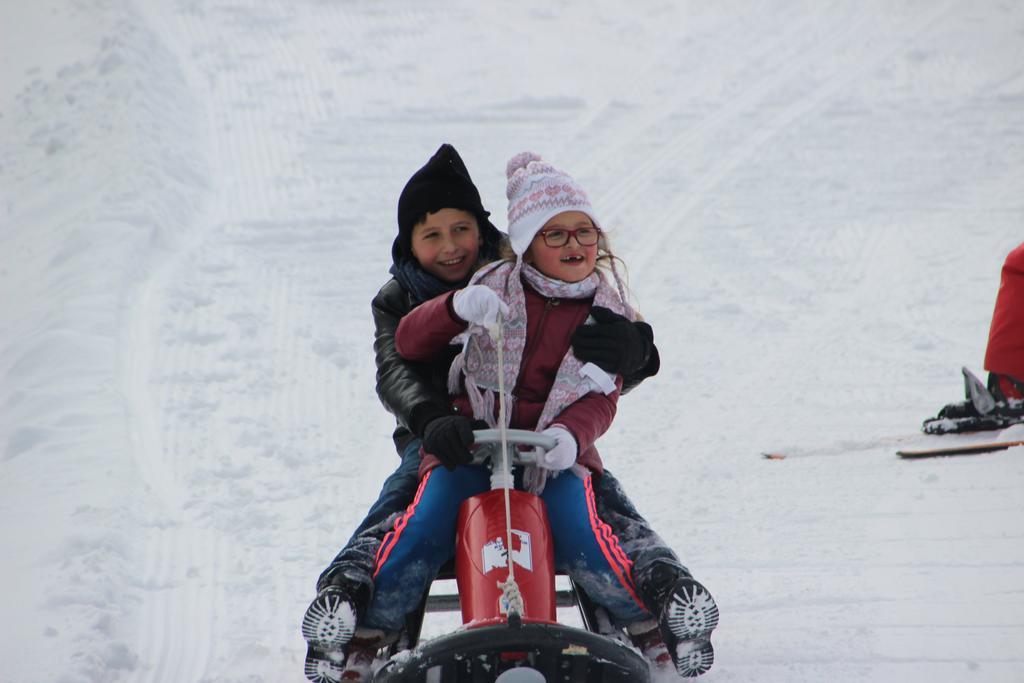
top-left (453, 285), bottom-right (510, 327)
top-left (538, 426), bottom-right (577, 470)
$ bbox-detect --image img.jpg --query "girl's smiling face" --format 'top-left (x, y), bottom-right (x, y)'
top-left (525, 211), bottom-right (599, 283)
top-left (410, 208), bottom-right (482, 282)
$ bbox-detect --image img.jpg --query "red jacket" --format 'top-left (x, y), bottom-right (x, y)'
top-left (985, 242), bottom-right (1024, 391)
top-left (395, 284), bottom-right (620, 475)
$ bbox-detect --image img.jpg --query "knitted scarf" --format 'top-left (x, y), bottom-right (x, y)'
top-left (389, 231), bottom-right (503, 305)
top-left (448, 259), bottom-right (635, 491)
top-left (389, 257), bottom-right (466, 305)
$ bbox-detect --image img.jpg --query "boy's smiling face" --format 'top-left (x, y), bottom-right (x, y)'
top-left (410, 208), bottom-right (483, 283)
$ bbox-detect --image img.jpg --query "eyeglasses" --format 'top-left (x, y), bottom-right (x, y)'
top-left (537, 226), bottom-right (601, 248)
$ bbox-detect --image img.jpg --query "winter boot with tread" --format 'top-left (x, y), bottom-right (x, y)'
top-left (660, 577), bottom-right (719, 677)
top-left (302, 585), bottom-right (358, 682)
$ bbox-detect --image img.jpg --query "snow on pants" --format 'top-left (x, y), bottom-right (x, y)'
top-left (316, 438), bottom-right (423, 594)
top-left (364, 464), bottom-right (650, 632)
top-left (984, 241), bottom-right (1024, 397)
top-left (592, 469), bottom-right (690, 609)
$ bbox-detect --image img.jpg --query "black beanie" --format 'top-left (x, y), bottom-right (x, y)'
top-left (392, 143), bottom-right (501, 264)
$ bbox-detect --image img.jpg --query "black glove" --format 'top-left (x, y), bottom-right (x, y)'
top-left (422, 415), bottom-right (489, 470)
top-left (571, 306), bottom-right (654, 375)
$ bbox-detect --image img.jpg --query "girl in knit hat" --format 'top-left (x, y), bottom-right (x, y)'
top-left (301, 145), bottom-right (676, 682)
top-left (356, 152), bottom-right (719, 678)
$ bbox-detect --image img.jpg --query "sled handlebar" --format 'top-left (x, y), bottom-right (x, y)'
top-left (470, 428), bottom-right (557, 466)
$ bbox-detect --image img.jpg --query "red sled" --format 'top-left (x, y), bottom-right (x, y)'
top-left (372, 429), bottom-right (651, 683)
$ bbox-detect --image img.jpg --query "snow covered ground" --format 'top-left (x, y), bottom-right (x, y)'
top-left (2, 0), bottom-right (1023, 681)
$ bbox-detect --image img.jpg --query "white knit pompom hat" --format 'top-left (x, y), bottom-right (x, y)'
top-left (505, 152), bottom-right (600, 256)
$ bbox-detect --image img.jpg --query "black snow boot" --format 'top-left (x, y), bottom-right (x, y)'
top-left (304, 643), bottom-right (343, 683)
top-left (923, 368), bottom-right (1024, 435)
top-left (659, 576), bottom-right (719, 677)
top-left (303, 583), bottom-right (365, 682)
top-left (637, 563), bottom-right (719, 677)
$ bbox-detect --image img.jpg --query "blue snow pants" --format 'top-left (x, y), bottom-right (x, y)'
top-left (316, 441), bottom-right (690, 616)
top-left (363, 465), bottom-right (651, 632)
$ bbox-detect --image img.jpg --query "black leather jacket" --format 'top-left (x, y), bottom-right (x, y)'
top-left (373, 278), bottom-right (458, 453)
top-left (373, 277), bottom-right (660, 455)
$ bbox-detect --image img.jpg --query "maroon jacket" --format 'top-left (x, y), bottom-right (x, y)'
top-left (395, 284), bottom-right (621, 475)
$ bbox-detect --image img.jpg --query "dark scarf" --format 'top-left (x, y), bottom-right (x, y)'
top-left (389, 258), bottom-right (467, 305)
top-left (390, 234), bottom-right (502, 305)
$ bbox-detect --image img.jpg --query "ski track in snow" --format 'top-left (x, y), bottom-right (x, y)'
top-left (123, 1), bottom-right (399, 679)
top-left (3, 0), bottom-right (1024, 681)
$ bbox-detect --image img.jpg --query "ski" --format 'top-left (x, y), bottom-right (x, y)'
top-left (896, 440), bottom-right (1024, 459)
